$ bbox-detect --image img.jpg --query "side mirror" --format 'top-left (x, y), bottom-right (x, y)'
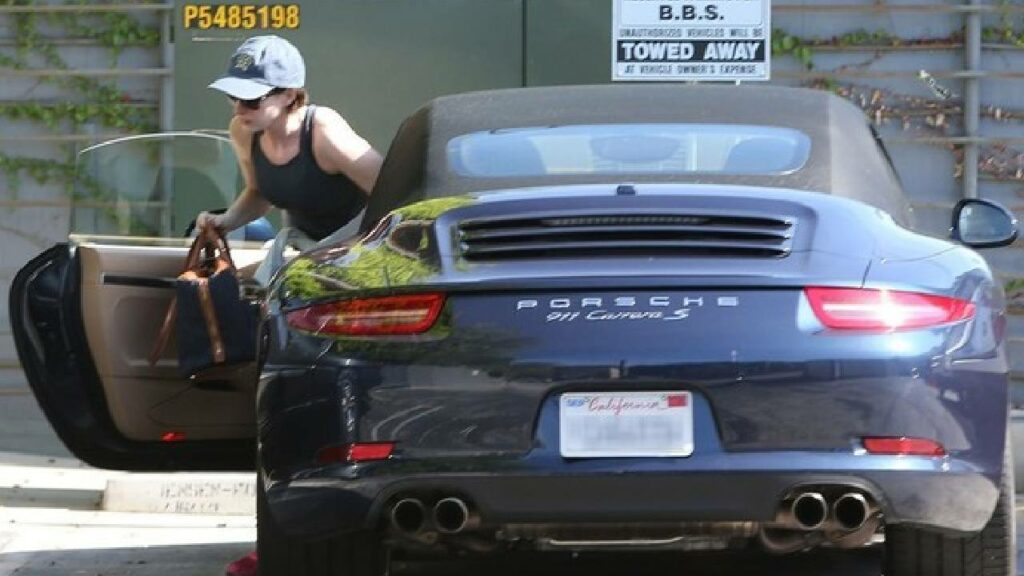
top-left (951, 198), bottom-right (1018, 249)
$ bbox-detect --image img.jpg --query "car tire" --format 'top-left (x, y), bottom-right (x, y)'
top-left (257, 476), bottom-right (386, 576)
top-left (883, 436), bottom-right (1017, 576)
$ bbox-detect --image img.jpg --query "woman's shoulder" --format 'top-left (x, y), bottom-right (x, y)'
top-left (309, 105), bottom-right (354, 132)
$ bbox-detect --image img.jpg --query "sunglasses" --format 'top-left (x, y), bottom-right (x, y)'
top-left (228, 87), bottom-right (285, 110)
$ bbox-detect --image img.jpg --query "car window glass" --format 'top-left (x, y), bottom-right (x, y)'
top-left (71, 133), bottom-right (242, 237)
top-left (447, 124), bottom-right (811, 178)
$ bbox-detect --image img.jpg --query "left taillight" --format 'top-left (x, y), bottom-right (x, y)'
top-left (316, 442), bottom-right (396, 464)
top-left (805, 287), bottom-right (975, 331)
top-left (286, 293), bottom-right (445, 336)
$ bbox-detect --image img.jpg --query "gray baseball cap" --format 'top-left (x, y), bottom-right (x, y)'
top-left (208, 35), bottom-right (305, 100)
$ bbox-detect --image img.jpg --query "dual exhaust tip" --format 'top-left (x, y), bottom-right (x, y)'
top-left (788, 491), bottom-right (873, 532)
top-left (392, 491), bottom-right (871, 536)
top-left (390, 496), bottom-right (475, 535)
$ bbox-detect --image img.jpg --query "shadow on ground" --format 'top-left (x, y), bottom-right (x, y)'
top-left (0, 544), bottom-right (882, 576)
top-left (0, 542), bottom-right (253, 576)
top-left (0, 395), bottom-right (73, 458)
top-left (396, 547), bottom-right (883, 576)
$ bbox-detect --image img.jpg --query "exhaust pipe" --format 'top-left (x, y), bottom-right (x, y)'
top-left (790, 492), bottom-right (827, 530)
top-left (433, 497), bottom-right (477, 534)
top-left (758, 527), bottom-right (821, 554)
top-left (390, 498), bottom-right (426, 534)
top-left (832, 493), bottom-right (871, 531)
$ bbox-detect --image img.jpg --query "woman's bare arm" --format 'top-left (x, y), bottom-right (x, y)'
top-left (199, 117), bottom-right (273, 232)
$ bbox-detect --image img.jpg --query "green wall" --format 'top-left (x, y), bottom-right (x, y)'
top-left (173, 0), bottom-right (624, 146)
top-left (172, 0), bottom-right (615, 221)
top-left (525, 0), bottom-right (612, 86)
top-left (174, 0), bottom-right (527, 151)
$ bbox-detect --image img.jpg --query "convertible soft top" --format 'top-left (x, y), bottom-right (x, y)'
top-left (365, 84), bottom-right (908, 228)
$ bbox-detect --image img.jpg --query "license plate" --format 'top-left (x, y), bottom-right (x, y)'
top-left (559, 391), bottom-right (694, 458)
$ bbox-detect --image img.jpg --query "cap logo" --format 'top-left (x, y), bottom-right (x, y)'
top-left (232, 53), bottom-right (254, 72)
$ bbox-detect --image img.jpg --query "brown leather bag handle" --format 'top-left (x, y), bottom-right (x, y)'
top-left (208, 226), bottom-right (237, 270)
top-left (184, 226), bottom-right (235, 273)
top-left (148, 293), bottom-right (177, 366)
top-left (147, 227), bottom-right (237, 366)
top-left (195, 226), bottom-right (237, 272)
top-left (182, 231), bottom-right (209, 272)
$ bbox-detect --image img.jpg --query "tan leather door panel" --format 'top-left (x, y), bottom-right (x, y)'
top-left (76, 238), bottom-right (266, 442)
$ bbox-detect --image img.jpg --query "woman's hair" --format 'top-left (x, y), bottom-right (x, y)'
top-left (287, 88), bottom-right (308, 111)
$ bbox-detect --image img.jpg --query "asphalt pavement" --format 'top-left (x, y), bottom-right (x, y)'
top-left (0, 388), bottom-right (255, 515)
top-left (0, 507), bottom-right (255, 576)
top-left (0, 386), bottom-right (258, 575)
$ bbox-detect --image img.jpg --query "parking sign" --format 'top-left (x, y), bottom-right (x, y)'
top-left (612, 0), bottom-right (772, 82)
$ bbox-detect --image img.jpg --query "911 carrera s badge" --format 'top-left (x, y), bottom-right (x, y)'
top-left (515, 295), bottom-right (738, 323)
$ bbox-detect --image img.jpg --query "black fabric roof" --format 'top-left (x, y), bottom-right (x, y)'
top-left (365, 84), bottom-right (909, 229)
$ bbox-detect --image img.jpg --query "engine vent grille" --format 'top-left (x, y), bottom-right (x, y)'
top-left (457, 213), bottom-right (795, 260)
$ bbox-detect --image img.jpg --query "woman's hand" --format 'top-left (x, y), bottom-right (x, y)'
top-left (195, 211), bottom-right (224, 232)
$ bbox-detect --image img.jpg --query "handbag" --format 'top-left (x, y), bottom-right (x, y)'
top-left (149, 227), bottom-right (259, 377)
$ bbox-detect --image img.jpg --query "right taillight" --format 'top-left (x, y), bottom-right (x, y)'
top-left (862, 437), bottom-right (946, 457)
top-left (805, 287), bottom-right (974, 331)
top-left (286, 293), bottom-right (445, 336)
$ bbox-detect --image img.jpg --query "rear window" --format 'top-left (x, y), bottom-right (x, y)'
top-left (447, 124), bottom-right (811, 178)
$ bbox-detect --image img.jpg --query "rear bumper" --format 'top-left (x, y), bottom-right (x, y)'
top-left (258, 359), bottom-right (1008, 541)
top-left (264, 452), bottom-right (999, 539)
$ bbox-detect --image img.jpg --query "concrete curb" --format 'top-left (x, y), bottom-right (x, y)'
top-left (1013, 410), bottom-right (1024, 493)
top-left (0, 452), bottom-right (109, 510)
top-left (103, 474), bottom-right (255, 515)
top-left (0, 452), bottom-right (254, 515)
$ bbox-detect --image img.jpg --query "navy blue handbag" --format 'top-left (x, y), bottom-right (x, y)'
top-left (150, 227), bottom-right (259, 377)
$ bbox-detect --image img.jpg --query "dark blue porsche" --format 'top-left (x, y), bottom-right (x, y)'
top-left (11, 85), bottom-right (1020, 576)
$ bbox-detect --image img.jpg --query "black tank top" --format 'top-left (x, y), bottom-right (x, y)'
top-left (252, 105), bottom-right (366, 241)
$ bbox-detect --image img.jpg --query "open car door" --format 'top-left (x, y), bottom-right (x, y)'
top-left (10, 133), bottom-right (269, 471)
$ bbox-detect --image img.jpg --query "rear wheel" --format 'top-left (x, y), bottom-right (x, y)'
top-left (883, 437), bottom-right (1016, 576)
top-left (257, 476), bottom-right (386, 576)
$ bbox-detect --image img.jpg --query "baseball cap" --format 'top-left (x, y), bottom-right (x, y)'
top-left (208, 35), bottom-right (305, 100)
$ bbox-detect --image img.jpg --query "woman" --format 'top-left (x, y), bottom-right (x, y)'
top-left (198, 34), bottom-right (383, 241)
top-left (200, 35), bottom-right (383, 576)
